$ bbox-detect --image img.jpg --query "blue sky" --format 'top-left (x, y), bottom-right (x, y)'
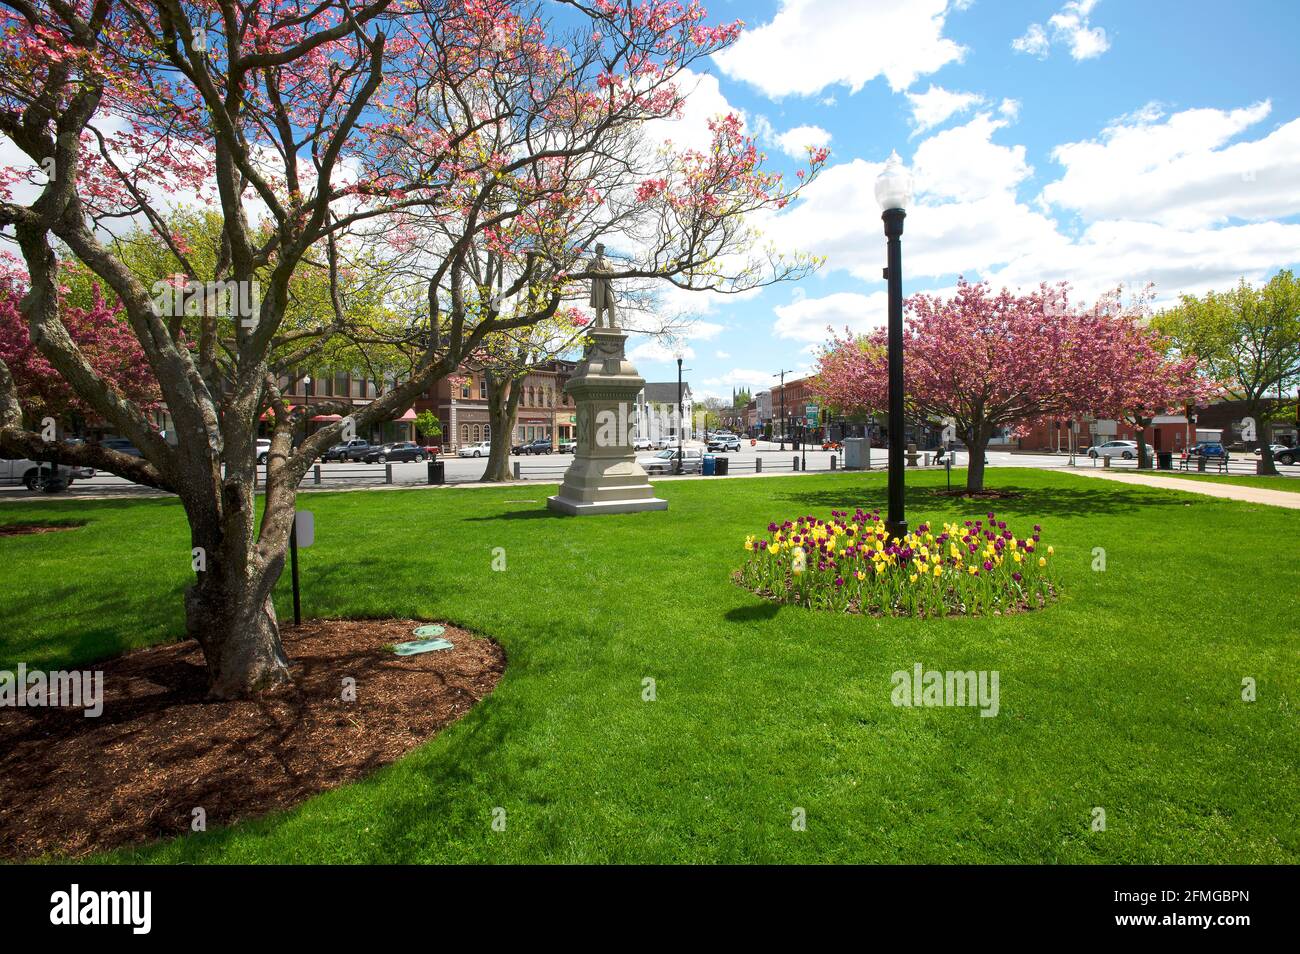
top-left (624, 0), bottom-right (1300, 401)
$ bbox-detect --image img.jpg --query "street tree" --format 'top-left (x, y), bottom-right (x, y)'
top-left (1152, 271), bottom-right (1300, 475)
top-left (813, 280), bottom-right (1159, 493)
top-left (0, 0), bottom-right (823, 696)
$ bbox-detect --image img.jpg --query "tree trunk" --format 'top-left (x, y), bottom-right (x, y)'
top-left (186, 576), bottom-right (290, 699)
top-left (1133, 417), bottom-right (1152, 469)
top-left (964, 425), bottom-right (991, 493)
top-left (481, 372), bottom-right (521, 481)
top-left (1254, 400), bottom-right (1278, 475)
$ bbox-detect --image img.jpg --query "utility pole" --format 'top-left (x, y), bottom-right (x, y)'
top-left (774, 369), bottom-right (794, 451)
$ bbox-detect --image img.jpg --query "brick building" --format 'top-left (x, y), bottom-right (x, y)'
top-left (413, 359), bottom-right (577, 452)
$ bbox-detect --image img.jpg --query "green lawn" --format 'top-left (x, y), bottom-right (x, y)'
top-left (2, 469), bottom-right (1297, 864)
top-left (1141, 470), bottom-right (1300, 493)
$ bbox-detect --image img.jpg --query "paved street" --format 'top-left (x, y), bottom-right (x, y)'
top-left (6, 439), bottom-right (1296, 501)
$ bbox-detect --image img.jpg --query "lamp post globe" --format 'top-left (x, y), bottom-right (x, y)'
top-left (876, 150), bottom-right (913, 542)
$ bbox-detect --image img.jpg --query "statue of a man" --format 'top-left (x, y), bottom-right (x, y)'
top-left (588, 243), bottom-right (617, 329)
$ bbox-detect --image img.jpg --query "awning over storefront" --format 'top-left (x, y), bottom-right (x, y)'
top-left (259, 405), bottom-right (297, 421)
top-left (393, 408), bottom-right (417, 422)
top-left (310, 413), bottom-right (343, 422)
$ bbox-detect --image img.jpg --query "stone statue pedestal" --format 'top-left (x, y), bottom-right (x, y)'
top-left (547, 327), bottom-right (668, 516)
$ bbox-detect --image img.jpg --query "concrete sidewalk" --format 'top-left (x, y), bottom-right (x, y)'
top-left (1068, 468), bottom-right (1300, 509)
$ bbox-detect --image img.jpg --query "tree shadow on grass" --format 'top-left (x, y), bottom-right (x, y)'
top-left (773, 482), bottom-right (1199, 520)
top-left (461, 508), bottom-right (567, 522)
top-left (724, 601), bottom-right (782, 624)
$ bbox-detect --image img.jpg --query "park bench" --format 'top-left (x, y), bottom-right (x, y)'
top-left (1178, 451), bottom-right (1230, 473)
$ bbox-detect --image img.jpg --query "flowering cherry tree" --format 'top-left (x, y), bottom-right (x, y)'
top-left (1083, 292), bottom-right (1216, 468)
top-left (812, 280), bottom-right (1198, 493)
top-left (0, 0), bottom-right (824, 697)
top-left (0, 274), bottom-right (160, 427)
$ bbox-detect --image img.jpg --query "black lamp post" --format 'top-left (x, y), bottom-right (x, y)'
top-left (876, 151), bottom-right (914, 542)
top-left (675, 356), bottom-right (683, 475)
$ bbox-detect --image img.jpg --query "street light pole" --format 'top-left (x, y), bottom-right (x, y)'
top-left (876, 151), bottom-right (914, 542)
top-left (774, 369), bottom-right (792, 451)
top-left (676, 356), bottom-right (683, 476)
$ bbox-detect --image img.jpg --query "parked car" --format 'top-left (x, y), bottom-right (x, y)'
top-left (707, 434), bottom-right (741, 452)
top-left (256, 438), bottom-right (271, 464)
top-left (1087, 439), bottom-right (1138, 460)
top-left (1276, 446), bottom-right (1299, 466)
top-left (653, 435), bottom-right (679, 450)
top-left (520, 438), bottom-right (552, 455)
top-left (1188, 442), bottom-right (1227, 458)
top-left (363, 441), bottom-right (428, 463)
top-left (632, 437), bottom-right (655, 451)
top-left (457, 441), bottom-right (492, 458)
top-left (0, 456), bottom-right (93, 492)
top-left (557, 440), bottom-right (576, 454)
top-left (1252, 443), bottom-right (1290, 458)
top-left (638, 446), bottom-right (705, 475)
top-left (98, 436), bottom-right (142, 457)
top-left (322, 439), bottom-right (371, 462)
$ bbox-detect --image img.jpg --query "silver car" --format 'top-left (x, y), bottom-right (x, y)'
top-left (638, 448), bottom-right (703, 475)
top-left (1087, 439), bottom-right (1138, 460)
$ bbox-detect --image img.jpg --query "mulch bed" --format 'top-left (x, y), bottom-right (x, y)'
top-left (0, 618), bottom-right (504, 861)
top-left (0, 522), bottom-right (84, 537)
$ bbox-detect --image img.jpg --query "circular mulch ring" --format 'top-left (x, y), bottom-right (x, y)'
top-left (0, 521), bottom-right (86, 537)
top-left (0, 618), bottom-right (504, 861)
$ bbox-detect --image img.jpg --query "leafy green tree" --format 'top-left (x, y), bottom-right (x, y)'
top-left (1153, 271), bottom-right (1300, 474)
top-left (414, 410), bottom-right (442, 444)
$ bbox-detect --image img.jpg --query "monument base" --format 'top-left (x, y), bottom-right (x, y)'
top-left (546, 494), bottom-right (668, 516)
top-left (546, 324), bottom-right (669, 517)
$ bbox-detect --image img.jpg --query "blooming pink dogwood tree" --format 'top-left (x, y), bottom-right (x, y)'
top-left (0, 0), bottom-right (824, 697)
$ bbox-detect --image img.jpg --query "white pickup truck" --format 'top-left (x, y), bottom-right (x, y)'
top-left (0, 456), bottom-right (95, 492)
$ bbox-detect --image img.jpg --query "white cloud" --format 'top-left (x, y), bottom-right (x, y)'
top-left (773, 124), bottom-right (832, 159)
top-left (913, 113), bottom-right (1031, 201)
top-left (773, 290), bottom-right (889, 342)
top-left (683, 320), bottom-right (725, 341)
top-left (630, 339), bottom-right (695, 364)
top-left (713, 0), bottom-right (966, 98)
top-left (756, 101), bottom-right (1300, 320)
top-left (1011, 23), bottom-right (1050, 58)
top-left (1014, 0), bottom-right (1110, 61)
top-left (1041, 101), bottom-right (1300, 228)
top-left (906, 85), bottom-right (984, 135)
top-left (715, 350), bottom-right (731, 359)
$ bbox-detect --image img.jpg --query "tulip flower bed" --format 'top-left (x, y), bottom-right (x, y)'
top-left (737, 509), bottom-right (1055, 617)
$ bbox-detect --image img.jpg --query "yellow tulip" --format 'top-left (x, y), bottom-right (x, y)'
top-left (1038, 557), bottom-right (1047, 567)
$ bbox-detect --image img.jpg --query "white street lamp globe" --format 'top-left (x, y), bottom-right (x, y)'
top-left (874, 151), bottom-right (913, 212)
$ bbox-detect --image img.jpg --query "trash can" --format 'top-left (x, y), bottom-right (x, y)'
top-left (428, 459), bottom-right (445, 484)
top-left (702, 454), bottom-right (716, 476)
top-left (715, 456), bottom-right (729, 476)
top-left (1157, 451), bottom-right (1173, 470)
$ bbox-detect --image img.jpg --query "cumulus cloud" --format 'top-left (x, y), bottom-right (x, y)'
top-left (713, 0), bottom-right (966, 98)
top-left (1041, 100), bottom-right (1300, 228)
top-left (773, 124), bottom-right (833, 159)
top-left (906, 85), bottom-right (985, 135)
top-left (773, 290), bottom-right (889, 342)
top-left (1013, 0), bottom-right (1110, 61)
top-left (756, 101), bottom-right (1300, 325)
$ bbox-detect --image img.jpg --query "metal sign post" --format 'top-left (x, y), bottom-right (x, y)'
top-left (289, 511), bottom-right (314, 625)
